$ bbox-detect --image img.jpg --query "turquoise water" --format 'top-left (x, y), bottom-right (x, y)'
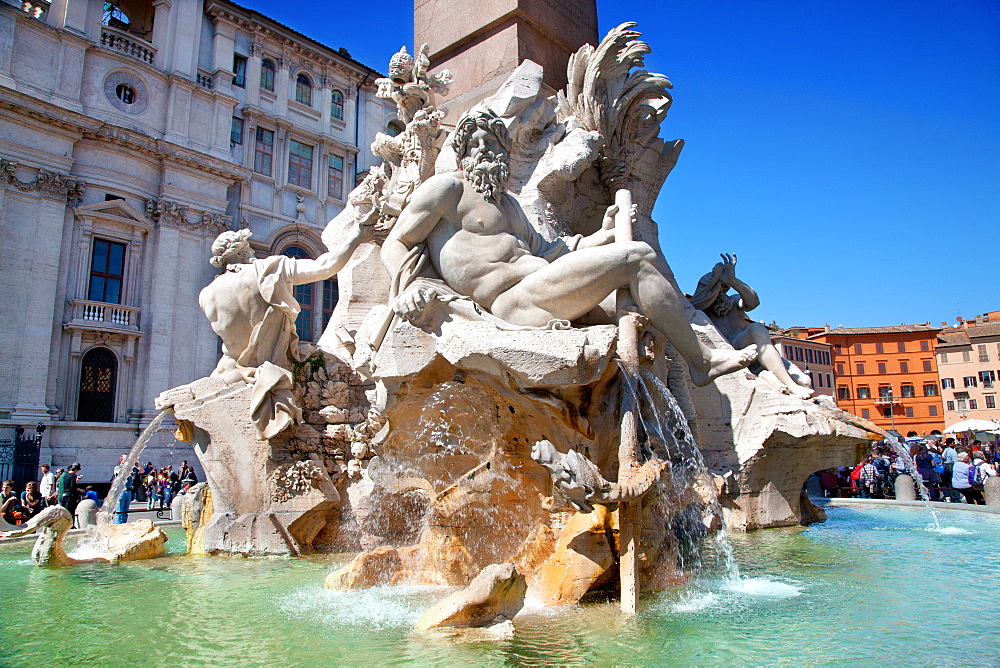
top-left (1, 505), bottom-right (999, 665)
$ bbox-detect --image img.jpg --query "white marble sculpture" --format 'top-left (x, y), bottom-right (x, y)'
top-left (379, 108), bottom-right (756, 387)
top-left (199, 222), bottom-right (369, 438)
top-left (690, 253), bottom-right (815, 399)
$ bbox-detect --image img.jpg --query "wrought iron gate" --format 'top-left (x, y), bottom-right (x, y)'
top-left (0, 428), bottom-right (42, 488)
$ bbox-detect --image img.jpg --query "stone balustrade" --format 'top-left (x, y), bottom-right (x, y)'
top-left (99, 26), bottom-right (156, 65)
top-left (67, 299), bottom-right (141, 332)
top-left (196, 71), bottom-right (214, 90)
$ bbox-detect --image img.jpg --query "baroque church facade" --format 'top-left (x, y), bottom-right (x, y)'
top-left (0, 0), bottom-right (397, 479)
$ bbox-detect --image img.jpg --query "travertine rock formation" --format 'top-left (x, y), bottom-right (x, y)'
top-left (415, 562), bottom-right (527, 631)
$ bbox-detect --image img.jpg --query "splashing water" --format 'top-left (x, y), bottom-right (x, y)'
top-left (616, 367), bottom-right (742, 583)
top-left (882, 434), bottom-right (942, 530)
top-left (97, 410), bottom-right (173, 525)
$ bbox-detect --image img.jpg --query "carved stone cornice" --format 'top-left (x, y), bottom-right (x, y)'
top-left (144, 199), bottom-right (232, 236)
top-left (202, 212), bottom-right (233, 236)
top-left (145, 198), bottom-right (188, 228)
top-left (0, 158), bottom-right (86, 203)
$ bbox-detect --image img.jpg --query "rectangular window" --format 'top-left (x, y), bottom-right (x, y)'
top-left (878, 385), bottom-right (892, 398)
top-left (857, 386), bottom-right (871, 399)
top-left (254, 128), bottom-right (274, 175)
top-left (824, 351), bottom-right (831, 365)
top-left (942, 378), bottom-right (954, 390)
top-left (964, 376), bottom-right (978, 388)
top-left (878, 362), bottom-right (887, 374)
top-left (826, 373), bottom-right (832, 387)
top-left (979, 344), bottom-right (989, 362)
top-left (920, 340), bottom-right (930, 351)
top-left (923, 383), bottom-right (938, 396)
top-left (899, 361), bottom-right (908, 373)
top-left (901, 385), bottom-right (915, 397)
top-left (897, 341), bottom-right (906, 353)
top-left (970, 399), bottom-right (979, 410)
top-left (88, 239), bottom-right (126, 304)
top-left (962, 350), bottom-right (972, 363)
top-left (923, 360), bottom-right (932, 372)
top-left (327, 154), bottom-right (344, 200)
top-left (231, 117), bottom-right (243, 144)
top-left (795, 347), bottom-right (803, 362)
top-left (288, 140), bottom-right (314, 188)
top-left (986, 396), bottom-right (996, 409)
top-left (876, 342), bottom-right (884, 354)
top-left (946, 401), bottom-right (955, 412)
top-left (855, 344), bottom-right (863, 354)
top-left (979, 370), bottom-right (995, 388)
top-left (929, 405), bottom-right (938, 417)
top-left (838, 387), bottom-right (850, 400)
top-left (957, 396), bottom-right (968, 410)
top-left (834, 345), bottom-right (842, 354)
top-left (939, 352), bottom-right (948, 364)
top-left (807, 348), bottom-right (814, 364)
top-left (837, 363), bottom-right (845, 375)
top-left (232, 54), bottom-right (247, 87)
top-left (903, 406), bottom-right (913, 418)
top-left (861, 408), bottom-right (870, 419)
top-left (857, 364), bottom-right (865, 375)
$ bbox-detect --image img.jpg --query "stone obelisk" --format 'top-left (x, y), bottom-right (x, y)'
top-left (414, 0), bottom-right (598, 118)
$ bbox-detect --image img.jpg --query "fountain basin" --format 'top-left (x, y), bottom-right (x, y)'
top-left (1, 506), bottom-right (998, 663)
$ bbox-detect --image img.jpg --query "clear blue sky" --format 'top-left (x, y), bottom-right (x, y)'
top-left (239, 0), bottom-right (999, 328)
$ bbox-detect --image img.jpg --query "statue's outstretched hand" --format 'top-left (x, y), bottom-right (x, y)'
top-left (719, 252), bottom-right (737, 283)
top-left (392, 284), bottom-right (438, 321)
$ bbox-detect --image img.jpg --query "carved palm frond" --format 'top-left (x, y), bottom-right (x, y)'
top-left (556, 22), bottom-right (674, 189)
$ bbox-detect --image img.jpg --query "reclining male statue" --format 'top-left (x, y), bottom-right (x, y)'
top-left (380, 109), bottom-right (757, 386)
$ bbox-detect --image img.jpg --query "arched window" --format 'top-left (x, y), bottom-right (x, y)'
top-left (78, 348), bottom-right (117, 423)
top-left (260, 59), bottom-right (276, 92)
top-left (282, 246), bottom-right (313, 341)
top-left (295, 73), bottom-right (313, 106)
top-left (331, 90), bottom-right (344, 121)
top-left (322, 278), bottom-right (338, 329)
top-left (103, 2), bottom-right (130, 30)
top-left (386, 119), bottom-right (405, 137)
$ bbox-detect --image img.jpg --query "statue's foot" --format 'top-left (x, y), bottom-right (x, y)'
top-left (690, 345), bottom-right (758, 387)
top-left (788, 384), bottom-right (816, 400)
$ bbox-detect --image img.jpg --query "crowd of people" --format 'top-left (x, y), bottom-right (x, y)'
top-left (815, 438), bottom-right (1000, 505)
top-left (0, 457), bottom-right (198, 526)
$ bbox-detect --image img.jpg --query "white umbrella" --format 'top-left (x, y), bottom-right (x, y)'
top-left (943, 419), bottom-right (1000, 434)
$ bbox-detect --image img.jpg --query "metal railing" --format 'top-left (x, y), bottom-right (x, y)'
top-left (100, 26), bottom-right (156, 65)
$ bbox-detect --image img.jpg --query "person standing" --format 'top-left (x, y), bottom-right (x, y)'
top-left (57, 463), bottom-right (83, 517)
top-left (940, 438), bottom-right (962, 502)
top-left (39, 464), bottom-right (55, 507)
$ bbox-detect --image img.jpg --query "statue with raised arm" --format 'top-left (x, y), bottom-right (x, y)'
top-left (690, 253), bottom-right (815, 399)
top-left (199, 222), bottom-right (369, 438)
top-left (380, 109), bottom-right (757, 387)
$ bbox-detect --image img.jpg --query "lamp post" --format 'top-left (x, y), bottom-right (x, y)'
top-left (888, 388), bottom-right (895, 434)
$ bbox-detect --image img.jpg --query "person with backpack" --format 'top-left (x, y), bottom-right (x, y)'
top-left (970, 452), bottom-right (997, 501)
top-left (952, 452), bottom-right (983, 505)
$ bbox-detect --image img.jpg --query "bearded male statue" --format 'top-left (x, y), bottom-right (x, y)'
top-left (199, 223), bottom-right (368, 438)
top-left (380, 109), bottom-right (757, 386)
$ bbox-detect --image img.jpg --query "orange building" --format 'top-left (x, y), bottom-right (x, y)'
top-left (808, 324), bottom-right (945, 435)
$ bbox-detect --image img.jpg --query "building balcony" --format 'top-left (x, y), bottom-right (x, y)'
top-left (873, 396), bottom-right (903, 405)
top-left (99, 26), bottom-right (156, 66)
top-left (64, 300), bottom-right (141, 335)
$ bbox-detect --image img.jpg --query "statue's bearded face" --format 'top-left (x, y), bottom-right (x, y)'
top-left (460, 127), bottom-right (509, 201)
